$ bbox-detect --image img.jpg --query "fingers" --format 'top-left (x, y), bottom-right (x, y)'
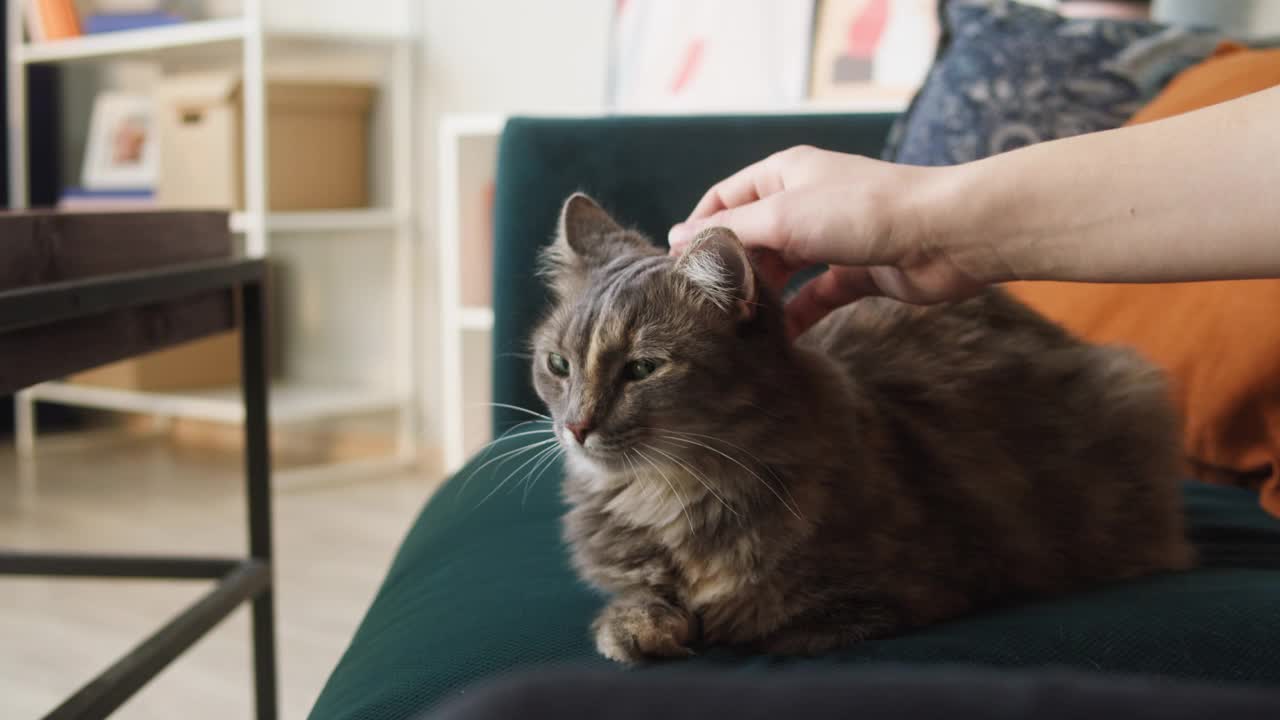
top-left (783, 267), bottom-right (883, 340)
top-left (669, 193), bottom-right (789, 255)
top-left (687, 155), bottom-right (787, 222)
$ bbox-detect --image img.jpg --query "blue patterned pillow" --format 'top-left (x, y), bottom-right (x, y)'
top-left (885, 0), bottom-right (1224, 166)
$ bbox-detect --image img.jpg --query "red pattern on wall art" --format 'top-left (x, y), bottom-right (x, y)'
top-left (847, 0), bottom-right (889, 58)
top-left (669, 38), bottom-right (706, 94)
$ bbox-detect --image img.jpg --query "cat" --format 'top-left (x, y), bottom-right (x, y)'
top-left (530, 193), bottom-right (1194, 664)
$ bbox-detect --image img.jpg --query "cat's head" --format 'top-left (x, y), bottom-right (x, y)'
top-left (531, 193), bottom-right (786, 473)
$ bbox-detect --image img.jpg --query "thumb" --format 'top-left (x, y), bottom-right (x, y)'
top-left (668, 196), bottom-right (788, 256)
top-left (784, 267), bottom-right (883, 340)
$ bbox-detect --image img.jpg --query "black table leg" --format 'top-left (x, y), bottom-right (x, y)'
top-left (241, 277), bottom-right (278, 720)
top-left (2, 258), bottom-right (277, 718)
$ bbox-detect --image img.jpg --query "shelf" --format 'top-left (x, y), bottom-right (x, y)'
top-left (14, 18), bottom-right (248, 64)
top-left (438, 113), bottom-right (507, 139)
top-left (8, 2), bottom-right (422, 468)
top-left (12, 17), bottom-right (413, 65)
top-left (229, 209), bottom-right (402, 235)
top-left (459, 307), bottom-right (495, 331)
top-left (27, 381), bottom-right (405, 424)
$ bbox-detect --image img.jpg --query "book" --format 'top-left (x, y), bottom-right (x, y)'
top-left (25, 0), bottom-right (45, 42)
top-left (58, 187), bottom-right (156, 211)
top-left (27, 0), bottom-right (82, 42)
top-left (84, 12), bottom-right (185, 34)
top-left (52, 0), bottom-right (82, 39)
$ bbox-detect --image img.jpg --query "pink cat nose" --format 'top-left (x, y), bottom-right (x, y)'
top-left (566, 420), bottom-right (594, 445)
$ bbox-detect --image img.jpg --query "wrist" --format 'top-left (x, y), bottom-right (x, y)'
top-left (895, 161), bottom-right (1021, 286)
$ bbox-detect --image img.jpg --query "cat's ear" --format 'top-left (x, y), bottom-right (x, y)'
top-left (540, 193), bottom-right (643, 297)
top-left (560, 193), bottom-right (623, 258)
top-left (675, 227), bottom-right (758, 322)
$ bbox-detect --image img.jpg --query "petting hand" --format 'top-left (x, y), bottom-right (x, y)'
top-left (668, 146), bottom-right (990, 338)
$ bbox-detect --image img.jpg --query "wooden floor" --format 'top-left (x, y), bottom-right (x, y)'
top-left (1, 431), bottom-right (441, 719)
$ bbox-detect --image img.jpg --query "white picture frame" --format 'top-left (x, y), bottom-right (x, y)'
top-left (82, 92), bottom-right (158, 190)
top-left (808, 0), bottom-right (939, 105)
top-left (608, 0), bottom-right (815, 112)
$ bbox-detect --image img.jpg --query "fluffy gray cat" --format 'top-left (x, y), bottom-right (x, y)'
top-left (531, 193), bottom-right (1194, 664)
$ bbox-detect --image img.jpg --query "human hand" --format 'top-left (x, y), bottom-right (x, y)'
top-left (668, 146), bottom-right (990, 338)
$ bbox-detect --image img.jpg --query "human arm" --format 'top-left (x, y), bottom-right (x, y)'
top-left (669, 86), bottom-right (1280, 337)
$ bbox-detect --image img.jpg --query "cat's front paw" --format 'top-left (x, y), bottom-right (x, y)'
top-left (592, 598), bottom-right (696, 664)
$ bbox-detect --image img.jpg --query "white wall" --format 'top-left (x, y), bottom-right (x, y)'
top-left (417, 0), bottom-right (611, 458)
top-left (420, 1), bottom-right (610, 115)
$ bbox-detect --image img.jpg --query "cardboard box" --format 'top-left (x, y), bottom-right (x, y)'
top-left (71, 331), bottom-right (241, 391)
top-left (156, 72), bottom-right (375, 210)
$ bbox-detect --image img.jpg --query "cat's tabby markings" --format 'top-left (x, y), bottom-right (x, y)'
top-left (530, 193), bottom-right (1193, 664)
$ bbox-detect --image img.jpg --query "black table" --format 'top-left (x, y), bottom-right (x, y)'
top-left (0, 258), bottom-right (277, 719)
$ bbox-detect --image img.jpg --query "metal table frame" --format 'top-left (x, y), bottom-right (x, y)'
top-left (0, 259), bottom-right (277, 719)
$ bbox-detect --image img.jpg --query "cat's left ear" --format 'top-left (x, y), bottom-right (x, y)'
top-left (560, 193), bottom-right (623, 260)
top-left (675, 227), bottom-right (758, 322)
top-left (540, 193), bottom-right (641, 297)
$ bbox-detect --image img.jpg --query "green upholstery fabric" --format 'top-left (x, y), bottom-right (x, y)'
top-left (310, 116), bottom-right (1280, 720)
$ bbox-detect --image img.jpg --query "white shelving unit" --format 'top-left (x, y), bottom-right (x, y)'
top-left (228, 208), bottom-right (404, 235)
top-left (432, 103), bottom-right (914, 473)
top-left (25, 381), bottom-right (404, 425)
top-left (13, 16), bottom-right (249, 63)
top-left (437, 113), bottom-right (505, 473)
top-left (7, 1), bottom-right (420, 471)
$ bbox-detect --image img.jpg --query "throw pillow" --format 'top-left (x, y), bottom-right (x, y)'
top-left (1007, 43), bottom-right (1280, 517)
top-left (884, 0), bottom-right (1223, 165)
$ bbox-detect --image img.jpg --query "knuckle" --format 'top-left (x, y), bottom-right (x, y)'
top-left (777, 144), bottom-right (816, 163)
top-left (764, 214), bottom-right (792, 252)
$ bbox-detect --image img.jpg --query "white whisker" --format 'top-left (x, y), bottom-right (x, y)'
top-left (479, 402), bottom-right (552, 420)
top-left (642, 443), bottom-right (740, 519)
top-left (478, 426), bottom-right (554, 449)
top-left (476, 439), bottom-right (562, 508)
top-left (466, 419), bottom-right (552, 467)
top-left (451, 421), bottom-right (553, 508)
top-left (511, 442), bottom-right (560, 496)
top-left (631, 448), bottom-right (695, 534)
top-left (645, 426), bottom-right (802, 513)
top-left (621, 451), bottom-right (660, 503)
top-left (657, 434), bottom-right (804, 522)
top-left (521, 444), bottom-right (564, 506)
top-left (456, 437), bottom-right (559, 499)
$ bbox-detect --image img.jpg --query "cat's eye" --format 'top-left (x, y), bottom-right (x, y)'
top-left (547, 352), bottom-right (570, 377)
top-left (624, 358), bottom-right (661, 381)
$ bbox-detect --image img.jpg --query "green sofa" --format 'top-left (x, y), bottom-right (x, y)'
top-left (310, 115), bottom-right (1280, 720)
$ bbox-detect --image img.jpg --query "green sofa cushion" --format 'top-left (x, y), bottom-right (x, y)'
top-left (311, 436), bottom-right (1280, 719)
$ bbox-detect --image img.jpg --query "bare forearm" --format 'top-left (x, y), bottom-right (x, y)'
top-left (930, 86), bottom-right (1280, 285)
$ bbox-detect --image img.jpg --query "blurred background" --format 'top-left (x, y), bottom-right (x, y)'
top-left (3, 1), bottom-right (1279, 718)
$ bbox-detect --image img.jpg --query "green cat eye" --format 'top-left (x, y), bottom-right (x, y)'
top-left (547, 352), bottom-right (570, 377)
top-left (624, 358), bottom-right (661, 381)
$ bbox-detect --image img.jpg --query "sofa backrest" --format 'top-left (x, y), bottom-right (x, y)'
top-left (489, 113), bottom-right (897, 435)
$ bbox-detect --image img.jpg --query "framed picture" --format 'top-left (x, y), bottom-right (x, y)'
top-left (82, 92), bottom-right (157, 190)
top-left (808, 0), bottom-right (939, 105)
top-left (608, 0), bottom-right (815, 112)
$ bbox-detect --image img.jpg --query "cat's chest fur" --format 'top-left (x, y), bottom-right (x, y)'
top-left (564, 457), bottom-right (803, 636)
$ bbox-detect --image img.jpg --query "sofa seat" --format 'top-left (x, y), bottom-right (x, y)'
top-left (310, 434), bottom-right (1280, 719)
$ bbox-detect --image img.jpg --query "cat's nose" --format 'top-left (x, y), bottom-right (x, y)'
top-left (566, 420), bottom-right (594, 445)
